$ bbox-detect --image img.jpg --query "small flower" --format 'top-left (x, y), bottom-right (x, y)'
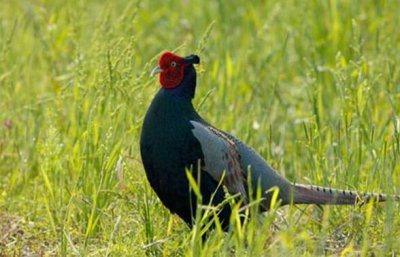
top-left (4, 120), bottom-right (12, 129)
top-left (252, 121), bottom-right (260, 130)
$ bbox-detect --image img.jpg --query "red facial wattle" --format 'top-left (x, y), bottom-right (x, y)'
top-left (158, 52), bottom-right (186, 89)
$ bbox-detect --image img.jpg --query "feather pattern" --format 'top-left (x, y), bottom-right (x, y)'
top-left (190, 121), bottom-right (247, 199)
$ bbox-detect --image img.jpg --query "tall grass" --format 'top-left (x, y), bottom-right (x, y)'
top-left (0, 0), bottom-right (399, 256)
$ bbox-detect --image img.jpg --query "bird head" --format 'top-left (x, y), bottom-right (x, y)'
top-left (151, 52), bottom-right (200, 89)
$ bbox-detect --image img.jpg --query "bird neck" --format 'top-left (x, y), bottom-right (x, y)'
top-left (144, 89), bottom-right (200, 128)
top-left (162, 65), bottom-right (197, 99)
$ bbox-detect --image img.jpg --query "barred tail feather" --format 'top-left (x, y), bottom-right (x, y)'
top-left (291, 183), bottom-right (393, 205)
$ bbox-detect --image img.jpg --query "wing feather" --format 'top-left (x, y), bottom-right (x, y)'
top-left (190, 121), bottom-right (247, 199)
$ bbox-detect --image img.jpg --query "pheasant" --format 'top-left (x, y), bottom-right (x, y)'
top-left (140, 52), bottom-right (396, 230)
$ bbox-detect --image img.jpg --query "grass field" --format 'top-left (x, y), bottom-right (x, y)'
top-left (1, 0), bottom-right (400, 256)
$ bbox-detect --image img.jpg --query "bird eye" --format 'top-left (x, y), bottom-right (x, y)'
top-left (170, 61), bottom-right (177, 68)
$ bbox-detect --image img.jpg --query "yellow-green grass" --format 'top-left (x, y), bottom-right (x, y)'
top-left (1, 0), bottom-right (399, 256)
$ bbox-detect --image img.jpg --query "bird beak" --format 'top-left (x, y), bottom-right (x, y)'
top-left (150, 66), bottom-right (163, 77)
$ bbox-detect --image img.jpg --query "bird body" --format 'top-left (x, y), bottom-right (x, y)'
top-left (140, 87), bottom-right (232, 227)
top-left (140, 52), bottom-right (394, 230)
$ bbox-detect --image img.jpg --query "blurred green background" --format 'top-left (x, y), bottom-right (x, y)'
top-left (1, 0), bottom-right (400, 256)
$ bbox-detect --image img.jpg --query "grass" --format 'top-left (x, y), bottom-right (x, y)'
top-left (1, 0), bottom-right (400, 256)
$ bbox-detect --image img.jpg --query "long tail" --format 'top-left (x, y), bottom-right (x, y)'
top-left (291, 183), bottom-right (400, 205)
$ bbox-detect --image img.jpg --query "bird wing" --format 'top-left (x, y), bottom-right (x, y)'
top-left (218, 132), bottom-right (293, 207)
top-left (190, 121), bottom-right (247, 199)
